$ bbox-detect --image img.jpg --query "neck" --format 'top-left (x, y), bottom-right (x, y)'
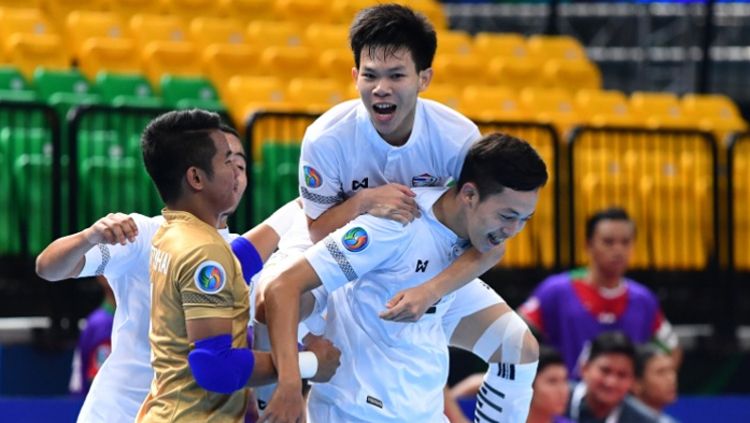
top-left (432, 187), bottom-right (468, 239)
top-left (587, 266), bottom-right (622, 289)
top-left (169, 197), bottom-right (222, 229)
top-left (639, 396), bottom-right (664, 414)
top-left (585, 395), bottom-right (617, 419)
top-left (526, 407), bottom-right (555, 423)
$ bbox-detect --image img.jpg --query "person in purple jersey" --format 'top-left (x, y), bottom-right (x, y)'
top-left (70, 276), bottom-right (115, 395)
top-left (519, 208), bottom-right (680, 377)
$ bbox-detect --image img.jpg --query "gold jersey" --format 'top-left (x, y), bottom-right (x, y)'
top-left (137, 210), bottom-right (250, 422)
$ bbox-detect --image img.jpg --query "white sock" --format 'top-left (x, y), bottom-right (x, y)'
top-left (475, 361), bottom-right (538, 423)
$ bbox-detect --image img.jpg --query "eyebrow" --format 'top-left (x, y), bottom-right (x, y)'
top-left (232, 151), bottom-right (247, 161)
top-left (502, 209), bottom-right (535, 219)
top-left (362, 65), bottom-right (406, 73)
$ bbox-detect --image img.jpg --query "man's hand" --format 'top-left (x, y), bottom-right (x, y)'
top-left (83, 213), bottom-right (138, 246)
top-left (379, 283), bottom-right (441, 322)
top-left (257, 382), bottom-right (305, 423)
top-left (358, 183), bottom-right (420, 225)
top-left (303, 334), bottom-right (341, 383)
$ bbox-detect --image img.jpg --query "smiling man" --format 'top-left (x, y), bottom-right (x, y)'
top-left (261, 133), bottom-right (548, 423)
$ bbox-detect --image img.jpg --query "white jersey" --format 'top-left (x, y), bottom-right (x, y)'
top-left (76, 213), bottom-right (238, 423)
top-left (304, 188), bottom-right (474, 422)
top-left (299, 98), bottom-right (480, 220)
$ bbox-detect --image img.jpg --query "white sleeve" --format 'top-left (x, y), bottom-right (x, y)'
top-left (450, 126), bottom-right (481, 184)
top-left (304, 214), bottom-right (408, 293)
top-left (299, 136), bottom-right (345, 220)
top-left (78, 214), bottom-right (156, 279)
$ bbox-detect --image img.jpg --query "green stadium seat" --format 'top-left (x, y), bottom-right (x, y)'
top-left (32, 69), bottom-right (102, 120)
top-left (95, 73), bottom-right (163, 108)
top-left (0, 66), bottom-right (37, 102)
top-left (255, 142), bottom-right (300, 222)
top-left (160, 75), bottom-right (224, 111)
top-left (80, 156), bottom-right (138, 222)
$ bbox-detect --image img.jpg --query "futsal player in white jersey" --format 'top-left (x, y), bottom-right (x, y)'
top-left (262, 133), bottom-right (547, 422)
top-left (34, 126), bottom-right (304, 422)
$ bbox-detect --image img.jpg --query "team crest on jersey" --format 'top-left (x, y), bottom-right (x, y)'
top-left (342, 227), bottom-right (369, 252)
top-left (194, 261), bottom-right (226, 294)
top-left (412, 173), bottom-right (440, 187)
top-left (303, 165), bottom-right (323, 188)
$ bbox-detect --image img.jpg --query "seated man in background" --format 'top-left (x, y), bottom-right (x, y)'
top-left (567, 331), bottom-right (659, 423)
top-left (519, 207), bottom-right (680, 377)
top-left (627, 344), bottom-right (679, 423)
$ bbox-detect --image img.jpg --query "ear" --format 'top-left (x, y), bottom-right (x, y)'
top-left (459, 182), bottom-right (479, 209)
top-left (351, 66), bottom-right (358, 84)
top-left (418, 67), bottom-right (433, 92)
top-left (184, 166), bottom-right (204, 192)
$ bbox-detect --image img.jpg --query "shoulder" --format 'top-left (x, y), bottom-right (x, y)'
top-left (304, 100), bottom-right (360, 145)
top-left (419, 98), bottom-right (479, 135)
top-left (625, 279), bottom-right (660, 303)
top-left (538, 272), bottom-right (574, 292)
top-left (622, 396), bottom-right (661, 423)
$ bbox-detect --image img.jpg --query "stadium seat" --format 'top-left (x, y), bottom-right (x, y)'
top-left (432, 54), bottom-right (483, 86)
top-left (318, 48), bottom-right (354, 85)
top-left (219, 0), bottom-right (277, 23)
top-left (65, 11), bottom-right (129, 59)
top-left (435, 30), bottom-right (473, 57)
top-left (274, 0), bottom-right (332, 25)
top-left (259, 46), bottom-right (315, 80)
top-left (109, 0), bottom-right (164, 18)
top-left (520, 87), bottom-right (580, 135)
top-left (0, 66), bottom-right (36, 101)
top-left (286, 77), bottom-right (345, 113)
top-left (330, 0), bottom-right (379, 24)
top-left (12, 153), bottom-right (60, 254)
top-left (420, 83), bottom-right (461, 111)
top-left (129, 14), bottom-right (189, 48)
top-left (77, 38), bottom-right (141, 81)
top-left (95, 73), bottom-right (161, 107)
top-left (527, 35), bottom-right (587, 61)
top-left (575, 89), bottom-right (638, 127)
top-left (142, 41), bottom-right (203, 88)
top-left (189, 17), bottom-right (246, 52)
top-left (305, 24), bottom-right (350, 53)
top-left (246, 21), bottom-right (303, 48)
top-left (33, 68), bottom-right (102, 112)
top-left (226, 75), bottom-right (291, 123)
top-left (485, 56), bottom-right (543, 90)
top-left (160, 75), bottom-right (224, 111)
top-left (163, 0), bottom-right (221, 22)
top-left (542, 59), bottom-right (602, 92)
top-left (681, 93), bottom-right (748, 137)
top-left (732, 139), bottom-right (750, 270)
top-left (255, 142), bottom-right (301, 222)
top-left (6, 34), bottom-right (69, 80)
top-left (473, 32), bottom-right (528, 60)
top-left (630, 91), bottom-right (691, 129)
top-left (80, 156), bottom-right (139, 224)
top-left (0, 0), bottom-right (40, 8)
top-left (0, 8), bottom-right (56, 52)
top-left (396, 0), bottom-right (447, 29)
top-left (202, 44), bottom-right (260, 95)
top-left (40, 0), bottom-right (106, 24)
top-left (461, 85), bottom-right (528, 121)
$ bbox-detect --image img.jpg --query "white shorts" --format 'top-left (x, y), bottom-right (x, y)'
top-left (442, 278), bottom-right (506, 341)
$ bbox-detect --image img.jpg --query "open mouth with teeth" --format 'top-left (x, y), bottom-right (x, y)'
top-left (373, 103), bottom-right (397, 115)
top-left (488, 232), bottom-right (505, 246)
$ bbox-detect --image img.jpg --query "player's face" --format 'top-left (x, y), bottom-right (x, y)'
top-left (205, 131), bottom-right (239, 216)
top-left (582, 353), bottom-right (635, 410)
top-left (464, 185), bottom-right (539, 253)
top-left (531, 364), bottom-right (570, 417)
top-left (638, 353), bottom-right (677, 409)
top-left (224, 132), bottom-right (247, 214)
top-left (353, 46), bottom-right (432, 145)
top-left (586, 219), bottom-right (635, 277)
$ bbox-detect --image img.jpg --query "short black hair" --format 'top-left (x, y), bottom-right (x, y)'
top-left (634, 343), bottom-right (667, 379)
top-left (141, 109), bottom-right (222, 204)
top-left (587, 331), bottom-right (636, 366)
top-left (585, 207), bottom-right (635, 241)
top-left (537, 345), bottom-right (565, 375)
top-left (349, 3), bottom-right (437, 72)
top-left (219, 123), bottom-right (240, 139)
top-left (457, 133), bottom-right (548, 199)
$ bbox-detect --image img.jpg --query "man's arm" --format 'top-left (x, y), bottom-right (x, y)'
top-left (260, 258), bottom-right (324, 423)
top-left (36, 213), bottom-right (138, 281)
top-left (307, 183), bottom-right (419, 243)
top-left (380, 243), bottom-right (506, 322)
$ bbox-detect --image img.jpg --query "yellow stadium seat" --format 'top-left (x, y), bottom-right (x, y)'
top-left (202, 43), bottom-right (260, 95)
top-left (246, 20), bottom-right (303, 49)
top-left (461, 85), bottom-right (528, 121)
top-left (542, 59), bottom-right (601, 92)
top-left (78, 38), bottom-right (141, 80)
top-left (520, 87), bottom-right (580, 134)
top-left (681, 93), bottom-right (748, 136)
top-left (630, 91), bottom-right (692, 129)
top-left (330, 0), bottom-right (379, 24)
top-left (286, 77), bottom-right (345, 113)
top-left (189, 17), bottom-right (246, 52)
top-left (219, 0), bottom-right (277, 22)
top-left (142, 41), bottom-right (202, 88)
top-left (305, 24), bottom-right (349, 53)
top-left (40, 0), bottom-right (105, 24)
top-left (274, 0), bottom-right (332, 24)
top-left (6, 33), bottom-right (69, 79)
top-left (473, 32), bottom-right (528, 60)
top-left (396, 0), bottom-right (447, 29)
top-left (732, 140), bottom-right (750, 270)
top-left (575, 89), bottom-right (638, 127)
top-left (129, 14), bottom-right (189, 47)
top-left (318, 48), bottom-right (355, 85)
top-left (0, 8), bottom-right (56, 55)
top-left (432, 54), bottom-right (482, 86)
top-left (225, 75), bottom-right (292, 122)
top-left (435, 30), bottom-right (473, 56)
top-left (0, 0), bottom-right (40, 8)
top-left (109, 0), bottom-right (165, 18)
top-left (259, 46), bottom-right (316, 80)
top-left (65, 11), bottom-right (129, 59)
top-left (527, 35), bottom-right (587, 61)
top-left (163, 0), bottom-right (221, 21)
top-left (421, 83), bottom-right (461, 110)
top-left (485, 56), bottom-right (544, 90)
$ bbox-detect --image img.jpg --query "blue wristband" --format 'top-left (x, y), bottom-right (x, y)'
top-left (188, 334), bottom-right (255, 394)
top-left (231, 237), bottom-right (263, 285)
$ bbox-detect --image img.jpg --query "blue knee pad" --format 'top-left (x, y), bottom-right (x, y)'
top-left (188, 334), bottom-right (255, 394)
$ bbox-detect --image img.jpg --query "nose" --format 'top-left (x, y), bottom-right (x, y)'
top-left (502, 220), bottom-right (524, 238)
top-left (373, 78), bottom-right (391, 97)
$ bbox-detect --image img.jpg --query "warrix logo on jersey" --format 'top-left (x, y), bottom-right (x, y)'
top-left (411, 173), bottom-right (441, 187)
